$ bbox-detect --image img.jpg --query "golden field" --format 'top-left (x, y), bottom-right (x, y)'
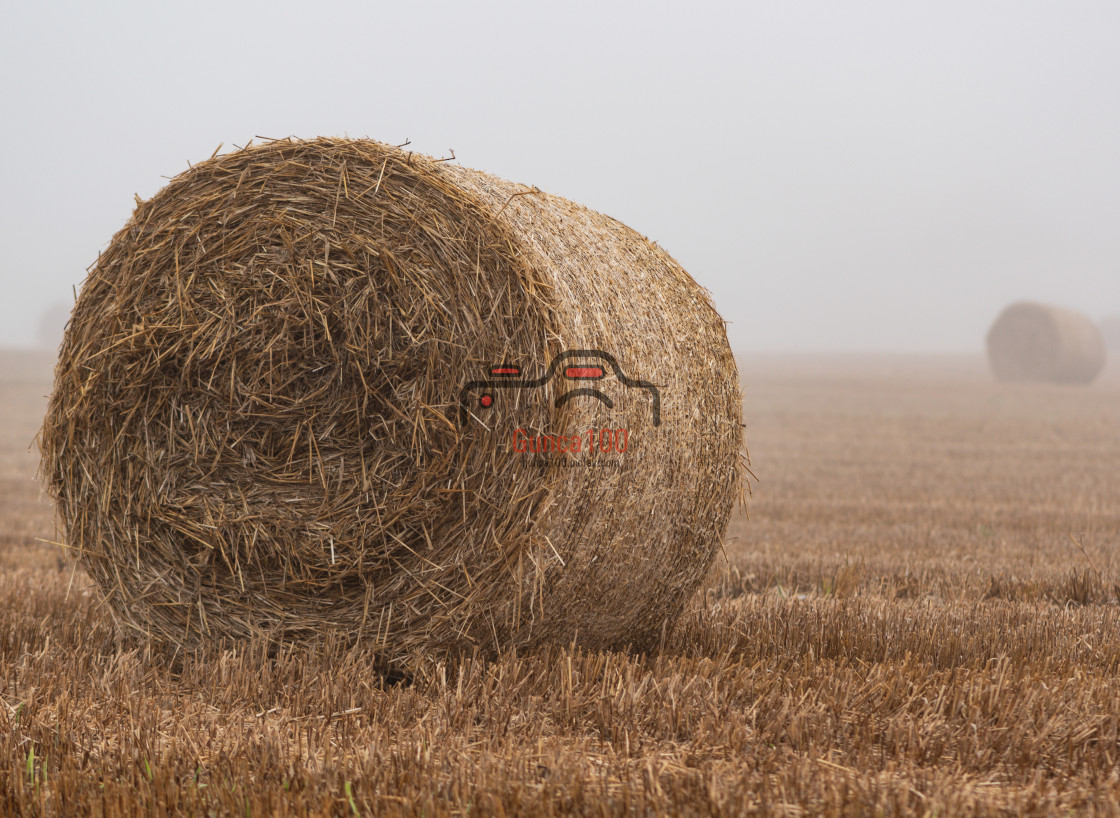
top-left (2, 350), bottom-right (1119, 816)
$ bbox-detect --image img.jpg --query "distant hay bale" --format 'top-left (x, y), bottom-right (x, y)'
top-left (986, 302), bottom-right (1106, 385)
top-left (39, 138), bottom-right (744, 667)
top-left (1100, 315), bottom-right (1120, 352)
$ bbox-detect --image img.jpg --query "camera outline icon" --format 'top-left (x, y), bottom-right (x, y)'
top-left (458, 349), bottom-right (661, 428)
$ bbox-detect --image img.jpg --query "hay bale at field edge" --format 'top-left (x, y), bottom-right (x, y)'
top-left (986, 301), bottom-right (1106, 385)
top-left (38, 137), bottom-right (745, 670)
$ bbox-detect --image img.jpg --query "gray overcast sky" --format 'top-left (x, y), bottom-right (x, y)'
top-left (2, 0), bottom-right (1118, 352)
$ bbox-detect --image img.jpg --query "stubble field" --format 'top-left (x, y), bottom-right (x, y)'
top-left (2, 350), bottom-right (1119, 815)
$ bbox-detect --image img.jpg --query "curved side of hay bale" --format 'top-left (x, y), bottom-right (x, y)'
top-left (440, 165), bottom-right (743, 650)
top-left (1100, 316), bottom-right (1120, 352)
top-left (986, 302), bottom-right (1106, 384)
top-left (39, 138), bottom-right (743, 666)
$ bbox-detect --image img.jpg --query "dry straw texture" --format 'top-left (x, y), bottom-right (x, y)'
top-left (986, 301), bottom-right (1106, 384)
top-left (39, 137), bottom-right (744, 670)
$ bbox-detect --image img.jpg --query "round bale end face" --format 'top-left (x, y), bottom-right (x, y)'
top-left (38, 138), bottom-right (745, 669)
top-left (986, 302), bottom-right (1106, 385)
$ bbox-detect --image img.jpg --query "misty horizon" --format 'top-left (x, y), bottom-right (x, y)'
top-left (3, 1), bottom-right (1119, 354)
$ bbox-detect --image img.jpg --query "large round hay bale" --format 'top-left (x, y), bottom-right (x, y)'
top-left (39, 138), bottom-right (744, 667)
top-left (986, 301), bottom-right (1106, 384)
top-left (1100, 315), bottom-right (1120, 352)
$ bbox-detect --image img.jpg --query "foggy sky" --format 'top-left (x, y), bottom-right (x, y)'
top-left (2, 0), bottom-right (1118, 353)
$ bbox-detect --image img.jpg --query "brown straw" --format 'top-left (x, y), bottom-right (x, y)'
top-left (39, 137), bottom-right (745, 671)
